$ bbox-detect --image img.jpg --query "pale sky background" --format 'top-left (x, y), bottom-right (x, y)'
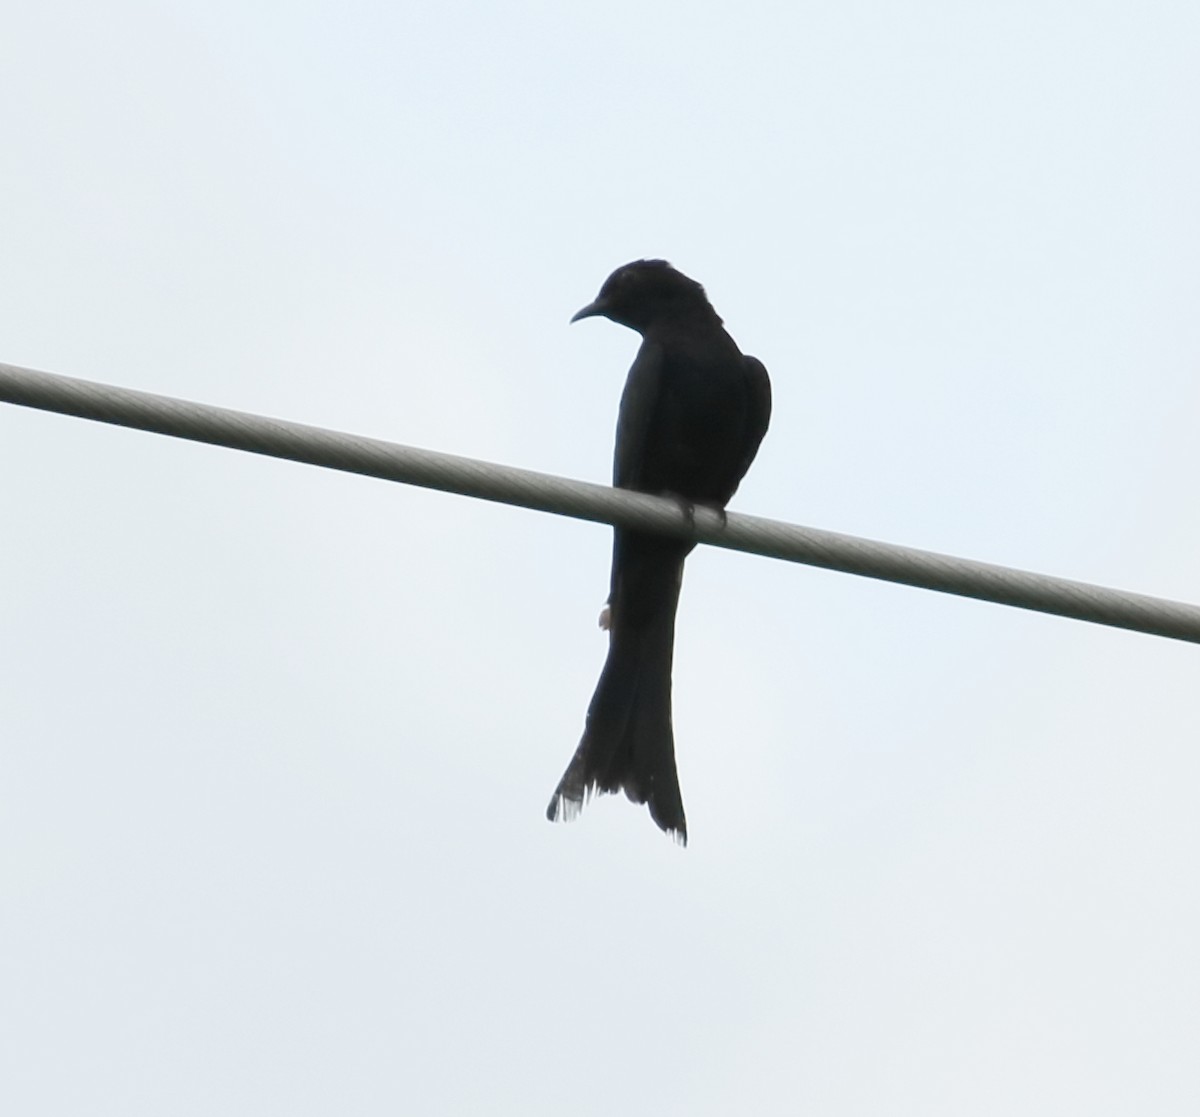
top-left (3, 2), bottom-right (1200, 1113)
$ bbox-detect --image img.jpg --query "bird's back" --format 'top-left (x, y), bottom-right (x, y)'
top-left (630, 321), bottom-right (768, 507)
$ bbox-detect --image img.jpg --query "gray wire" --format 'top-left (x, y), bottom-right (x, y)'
top-left (4, 359), bottom-right (1199, 645)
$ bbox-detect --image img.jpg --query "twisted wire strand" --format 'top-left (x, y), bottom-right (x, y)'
top-left (4, 360), bottom-right (1199, 645)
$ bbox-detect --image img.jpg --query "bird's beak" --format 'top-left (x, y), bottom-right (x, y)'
top-left (570, 299), bottom-right (606, 324)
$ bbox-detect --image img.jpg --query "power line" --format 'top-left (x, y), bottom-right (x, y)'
top-left (3, 359), bottom-right (1199, 645)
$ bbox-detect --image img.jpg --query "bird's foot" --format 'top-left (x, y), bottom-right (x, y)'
top-left (662, 492), bottom-right (728, 530)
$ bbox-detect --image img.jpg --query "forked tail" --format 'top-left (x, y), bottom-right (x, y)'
top-left (546, 552), bottom-right (687, 843)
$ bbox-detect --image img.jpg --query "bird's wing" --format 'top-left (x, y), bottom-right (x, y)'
top-left (612, 340), bottom-right (664, 491)
top-left (736, 354), bottom-right (772, 480)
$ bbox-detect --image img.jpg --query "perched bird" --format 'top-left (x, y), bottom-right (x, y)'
top-left (546, 260), bottom-right (771, 843)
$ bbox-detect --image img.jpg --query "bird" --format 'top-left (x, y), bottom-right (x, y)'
top-left (546, 260), bottom-right (771, 844)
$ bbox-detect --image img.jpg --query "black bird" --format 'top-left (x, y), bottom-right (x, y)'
top-left (546, 260), bottom-right (771, 843)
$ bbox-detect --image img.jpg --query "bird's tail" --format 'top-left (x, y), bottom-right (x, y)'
top-left (546, 551), bottom-right (687, 844)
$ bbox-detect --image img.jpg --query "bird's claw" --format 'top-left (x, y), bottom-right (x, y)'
top-left (666, 493), bottom-right (727, 531)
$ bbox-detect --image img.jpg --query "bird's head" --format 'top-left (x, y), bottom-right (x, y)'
top-left (570, 259), bottom-right (720, 333)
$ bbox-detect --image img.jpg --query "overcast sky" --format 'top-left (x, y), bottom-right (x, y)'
top-left (4, 2), bottom-right (1200, 1113)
